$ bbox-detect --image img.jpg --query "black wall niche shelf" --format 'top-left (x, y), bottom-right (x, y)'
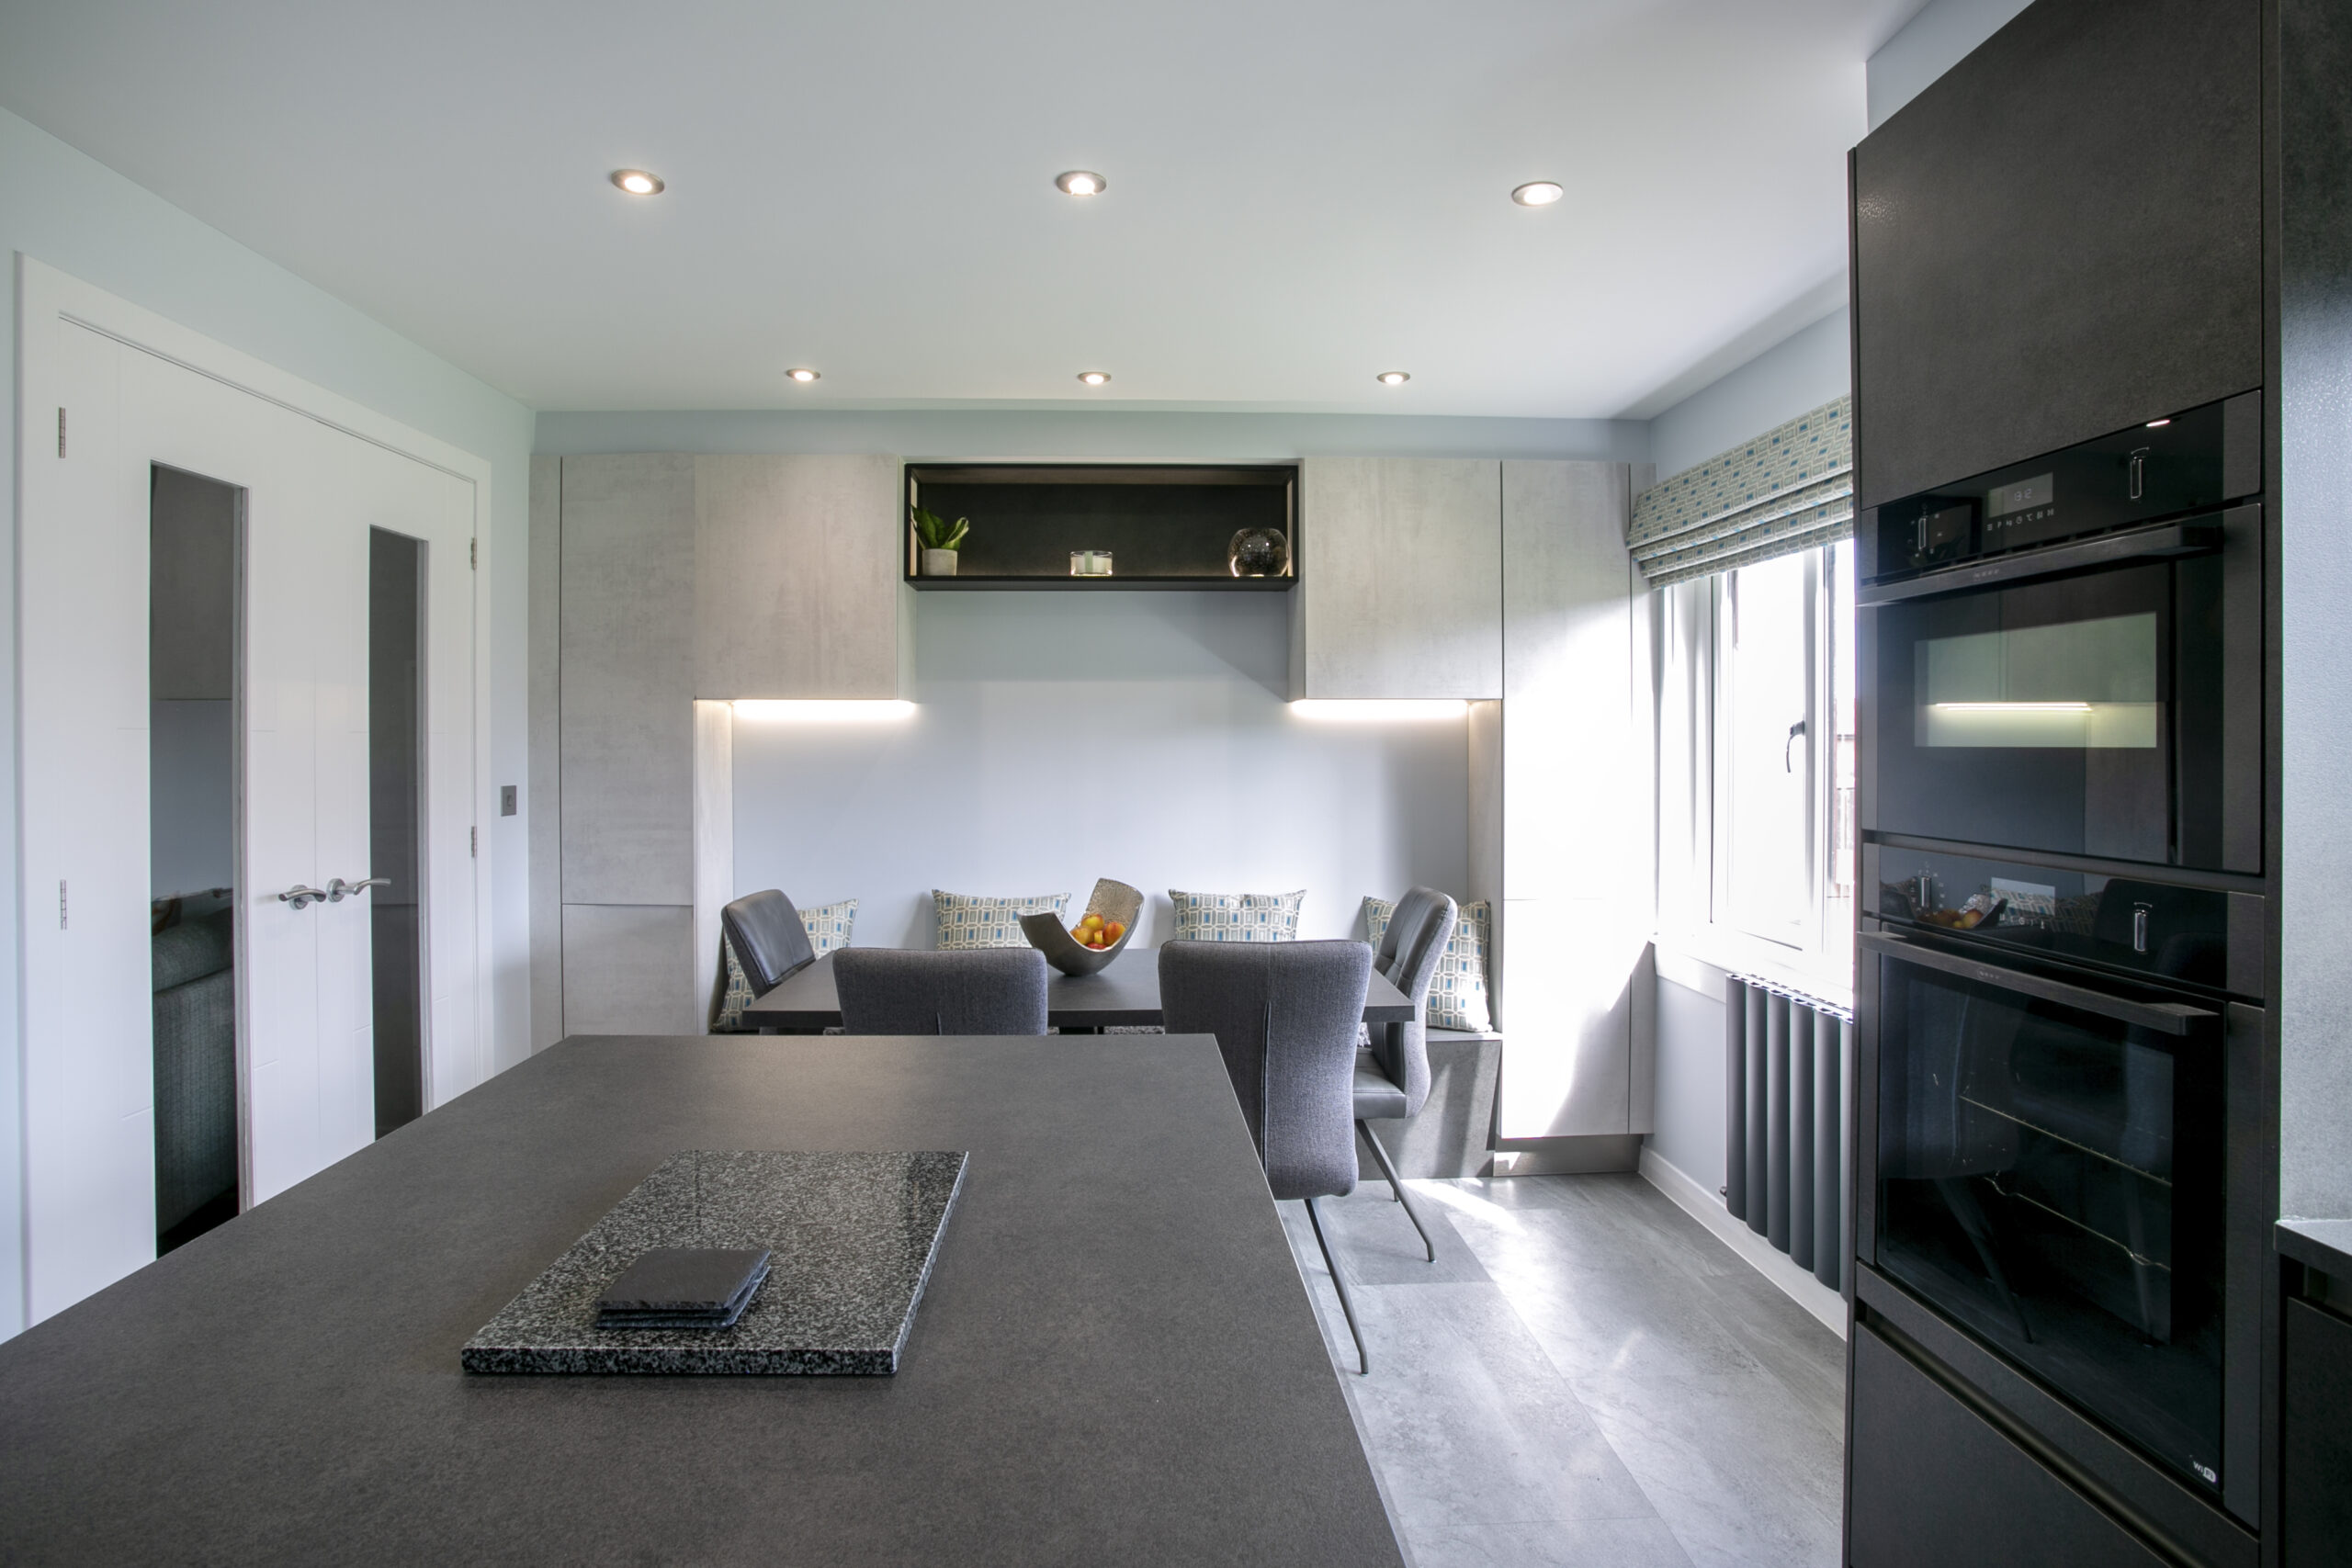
top-left (903, 463), bottom-right (1298, 591)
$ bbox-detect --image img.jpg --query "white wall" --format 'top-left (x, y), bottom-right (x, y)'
top-left (0, 107), bottom-right (536, 1337)
top-left (1867, 0), bottom-right (2037, 131)
top-left (731, 591), bottom-right (1469, 950)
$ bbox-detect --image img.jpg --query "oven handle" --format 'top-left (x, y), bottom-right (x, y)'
top-left (1862, 930), bottom-right (2215, 1034)
top-left (1857, 518), bottom-right (2222, 605)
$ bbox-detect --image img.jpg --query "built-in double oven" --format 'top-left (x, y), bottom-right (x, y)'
top-left (1855, 391), bottom-right (2268, 1532)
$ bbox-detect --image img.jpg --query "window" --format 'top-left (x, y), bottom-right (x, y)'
top-left (1657, 541), bottom-right (1856, 996)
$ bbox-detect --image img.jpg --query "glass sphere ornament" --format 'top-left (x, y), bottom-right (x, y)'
top-left (1227, 527), bottom-right (1291, 578)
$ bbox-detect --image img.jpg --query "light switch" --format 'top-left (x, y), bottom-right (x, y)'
top-left (500, 784), bottom-right (517, 817)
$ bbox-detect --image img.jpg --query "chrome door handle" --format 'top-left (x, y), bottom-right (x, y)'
top-left (325, 876), bottom-right (390, 903)
top-left (278, 886), bottom-right (329, 910)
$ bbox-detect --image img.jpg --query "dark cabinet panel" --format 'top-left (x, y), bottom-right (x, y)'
top-left (1851, 0), bottom-right (2260, 510)
top-left (2283, 1298), bottom-right (2352, 1567)
top-left (1849, 1324), bottom-right (2170, 1568)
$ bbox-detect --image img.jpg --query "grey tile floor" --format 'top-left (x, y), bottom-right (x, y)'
top-left (1275, 1171), bottom-right (1846, 1568)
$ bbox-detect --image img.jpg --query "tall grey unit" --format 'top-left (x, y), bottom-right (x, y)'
top-left (531, 454), bottom-right (906, 1039)
top-left (1475, 460), bottom-right (1655, 1159)
top-left (1844, 3), bottom-right (2279, 1566)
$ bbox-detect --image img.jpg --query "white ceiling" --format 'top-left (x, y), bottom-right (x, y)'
top-left (0, 0), bottom-right (1918, 417)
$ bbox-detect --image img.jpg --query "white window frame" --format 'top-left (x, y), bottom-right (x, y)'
top-left (1654, 541), bottom-right (1855, 1005)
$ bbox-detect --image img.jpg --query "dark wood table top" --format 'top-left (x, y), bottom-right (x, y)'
top-left (0, 1034), bottom-right (1402, 1567)
top-left (743, 947), bottom-right (1416, 1031)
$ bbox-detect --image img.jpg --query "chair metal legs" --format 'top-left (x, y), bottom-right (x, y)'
top-left (1301, 1196), bottom-right (1368, 1374)
top-left (1357, 1120), bottom-right (1435, 1262)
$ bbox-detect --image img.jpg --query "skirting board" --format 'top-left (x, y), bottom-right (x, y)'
top-left (1491, 1134), bottom-right (1642, 1176)
top-left (1639, 1145), bottom-right (1848, 1340)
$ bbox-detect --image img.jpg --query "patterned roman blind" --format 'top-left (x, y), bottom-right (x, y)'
top-left (1629, 396), bottom-right (1853, 587)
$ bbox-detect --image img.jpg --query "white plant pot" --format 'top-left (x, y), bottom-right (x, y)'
top-left (922, 549), bottom-right (960, 578)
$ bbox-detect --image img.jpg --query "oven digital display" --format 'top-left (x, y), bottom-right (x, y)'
top-left (1986, 472), bottom-right (2055, 518)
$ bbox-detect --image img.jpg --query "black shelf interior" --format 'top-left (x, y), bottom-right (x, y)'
top-left (905, 464), bottom-right (1297, 588)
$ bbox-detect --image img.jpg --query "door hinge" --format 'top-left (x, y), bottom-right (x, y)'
top-left (470, 826), bottom-right (478, 858)
top-left (58, 880), bottom-right (67, 930)
top-left (469, 538), bottom-right (478, 570)
top-left (57, 408), bottom-right (66, 458)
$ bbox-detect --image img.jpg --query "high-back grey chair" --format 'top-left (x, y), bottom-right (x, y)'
top-left (833, 948), bottom-right (1049, 1036)
top-left (1160, 939), bottom-right (1377, 1372)
top-left (720, 889), bottom-right (817, 997)
top-left (1356, 886), bottom-right (1457, 1263)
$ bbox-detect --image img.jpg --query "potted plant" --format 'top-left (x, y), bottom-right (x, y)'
top-left (911, 506), bottom-right (969, 578)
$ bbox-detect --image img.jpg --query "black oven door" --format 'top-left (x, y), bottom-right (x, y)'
top-left (1863, 929), bottom-right (2252, 1500)
top-left (1861, 506), bottom-right (2258, 872)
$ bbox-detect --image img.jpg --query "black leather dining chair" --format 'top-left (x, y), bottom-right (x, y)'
top-left (720, 889), bottom-right (818, 998)
top-left (833, 948), bottom-right (1049, 1035)
top-left (1356, 886), bottom-right (1456, 1263)
top-left (1160, 939), bottom-right (1377, 1373)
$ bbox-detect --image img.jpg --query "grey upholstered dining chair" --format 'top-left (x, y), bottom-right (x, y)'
top-left (833, 948), bottom-right (1049, 1035)
top-left (1159, 938), bottom-right (1377, 1373)
top-left (720, 889), bottom-right (818, 997)
top-left (1357, 886), bottom-right (1458, 1264)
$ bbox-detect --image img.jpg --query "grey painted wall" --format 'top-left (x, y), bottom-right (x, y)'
top-left (731, 590), bottom-right (1469, 953)
top-left (1648, 309), bottom-right (1853, 481)
top-left (0, 106), bottom-right (536, 1337)
top-left (536, 408), bottom-right (1650, 465)
top-left (1649, 972), bottom-right (1730, 1193)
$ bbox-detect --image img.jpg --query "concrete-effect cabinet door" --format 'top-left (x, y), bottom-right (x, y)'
top-left (1295, 458), bottom-right (1501, 699)
top-left (695, 454), bottom-right (905, 700)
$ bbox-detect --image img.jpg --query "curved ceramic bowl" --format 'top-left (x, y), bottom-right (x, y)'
top-left (1021, 877), bottom-right (1143, 976)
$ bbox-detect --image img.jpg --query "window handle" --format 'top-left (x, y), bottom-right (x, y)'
top-left (1784, 719), bottom-right (1807, 773)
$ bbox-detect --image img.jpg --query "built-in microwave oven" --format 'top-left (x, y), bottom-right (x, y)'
top-left (1858, 394), bottom-right (2262, 874)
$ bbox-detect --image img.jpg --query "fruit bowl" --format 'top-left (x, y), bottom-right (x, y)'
top-left (1021, 878), bottom-right (1143, 976)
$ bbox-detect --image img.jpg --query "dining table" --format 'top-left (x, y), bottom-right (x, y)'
top-left (0, 1032), bottom-right (1404, 1566)
top-left (741, 945), bottom-right (1417, 1032)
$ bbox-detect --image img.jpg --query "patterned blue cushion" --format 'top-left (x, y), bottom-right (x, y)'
top-left (933, 889), bottom-right (1068, 950)
top-left (799, 898), bottom-right (857, 956)
top-left (1363, 895), bottom-right (1494, 1033)
top-left (1168, 889), bottom-right (1305, 943)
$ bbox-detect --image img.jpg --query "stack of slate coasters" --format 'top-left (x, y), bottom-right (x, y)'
top-left (595, 1247), bottom-right (772, 1330)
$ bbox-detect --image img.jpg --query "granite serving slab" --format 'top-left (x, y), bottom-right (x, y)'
top-left (462, 1149), bottom-right (967, 1375)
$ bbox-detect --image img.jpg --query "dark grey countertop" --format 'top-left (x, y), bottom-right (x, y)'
top-left (2277, 1218), bottom-right (2352, 1277)
top-left (744, 947), bottom-right (1418, 1030)
top-left (0, 1033), bottom-right (1403, 1566)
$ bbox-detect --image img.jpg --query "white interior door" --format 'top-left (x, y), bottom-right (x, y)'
top-left (17, 269), bottom-right (480, 1325)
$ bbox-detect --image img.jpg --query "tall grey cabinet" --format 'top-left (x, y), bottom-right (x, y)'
top-left (529, 453), bottom-right (904, 1042)
top-left (1475, 461), bottom-right (1654, 1147)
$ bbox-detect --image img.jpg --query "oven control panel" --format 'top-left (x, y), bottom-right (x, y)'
top-left (1871, 394), bottom-right (2248, 581)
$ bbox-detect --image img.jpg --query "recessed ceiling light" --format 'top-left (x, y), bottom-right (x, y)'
top-left (1511, 181), bottom-right (1565, 207)
top-left (785, 367), bottom-right (820, 383)
top-left (2145, 418), bottom-right (2172, 428)
top-left (1077, 370), bottom-right (1111, 386)
top-left (611, 169), bottom-right (665, 196)
top-left (1375, 370), bottom-right (1411, 386)
top-left (1056, 170), bottom-right (1106, 197)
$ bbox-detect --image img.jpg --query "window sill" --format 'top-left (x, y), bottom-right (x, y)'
top-left (1652, 926), bottom-right (1854, 1014)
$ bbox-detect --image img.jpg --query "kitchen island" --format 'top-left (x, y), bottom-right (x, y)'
top-left (0, 1033), bottom-right (1401, 1566)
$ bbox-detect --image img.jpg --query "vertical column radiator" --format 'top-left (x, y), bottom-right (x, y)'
top-left (1724, 976), bottom-right (1851, 1293)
